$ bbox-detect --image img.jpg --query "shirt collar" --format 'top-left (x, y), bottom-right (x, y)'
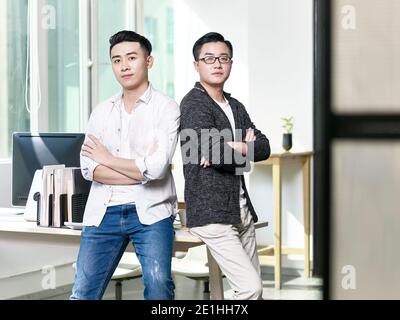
top-left (110, 83), bottom-right (154, 110)
top-left (194, 81), bottom-right (232, 99)
top-left (138, 82), bottom-right (153, 104)
top-left (110, 92), bottom-right (123, 110)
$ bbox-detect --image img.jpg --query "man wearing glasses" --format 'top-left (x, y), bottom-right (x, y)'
top-left (180, 32), bottom-right (270, 299)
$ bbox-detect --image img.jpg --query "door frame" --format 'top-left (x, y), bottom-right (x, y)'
top-left (314, 0), bottom-right (400, 299)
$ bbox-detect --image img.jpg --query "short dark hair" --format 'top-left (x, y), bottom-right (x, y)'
top-left (192, 32), bottom-right (233, 61)
top-left (109, 30), bottom-right (152, 57)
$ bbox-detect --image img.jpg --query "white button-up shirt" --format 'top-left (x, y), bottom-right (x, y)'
top-left (80, 84), bottom-right (180, 226)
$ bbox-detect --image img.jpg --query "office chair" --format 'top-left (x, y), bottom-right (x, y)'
top-left (171, 244), bottom-right (211, 299)
top-left (111, 252), bottom-right (142, 300)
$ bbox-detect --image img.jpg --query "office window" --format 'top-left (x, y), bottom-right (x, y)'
top-left (144, 0), bottom-right (174, 98)
top-left (0, 0), bottom-right (141, 159)
top-left (0, 0), bottom-right (30, 159)
top-left (166, 7), bottom-right (174, 55)
top-left (97, 0), bottom-right (131, 103)
top-left (47, 0), bottom-right (80, 132)
top-left (144, 17), bottom-right (158, 51)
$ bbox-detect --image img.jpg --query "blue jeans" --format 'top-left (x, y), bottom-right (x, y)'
top-left (70, 204), bottom-right (175, 300)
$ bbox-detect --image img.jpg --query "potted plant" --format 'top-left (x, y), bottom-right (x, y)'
top-left (281, 116), bottom-right (294, 151)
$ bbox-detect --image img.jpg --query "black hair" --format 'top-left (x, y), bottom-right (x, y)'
top-left (109, 30), bottom-right (152, 57)
top-left (192, 32), bottom-right (233, 61)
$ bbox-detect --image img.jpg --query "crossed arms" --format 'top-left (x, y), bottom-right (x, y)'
top-left (81, 134), bottom-right (144, 185)
top-left (80, 101), bottom-right (180, 185)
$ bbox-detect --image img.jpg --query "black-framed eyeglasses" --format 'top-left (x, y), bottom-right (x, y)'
top-left (198, 55), bottom-right (232, 64)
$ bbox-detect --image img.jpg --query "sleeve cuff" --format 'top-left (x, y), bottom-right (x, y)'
top-left (81, 154), bottom-right (99, 181)
top-left (135, 157), bottom-right (149, 184)
top-left (88, 161), bottom-right (99, 181)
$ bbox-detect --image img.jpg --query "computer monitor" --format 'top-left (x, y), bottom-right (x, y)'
top-left (12, 132), bottom-right (85, 207)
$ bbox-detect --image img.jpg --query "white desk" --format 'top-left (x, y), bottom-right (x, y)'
top-left (0, 210), bottom-right (267, 300)
top-left (0, 216), bottom-right (221, 299)
top-left (0, 212), bottom-right (267, 300)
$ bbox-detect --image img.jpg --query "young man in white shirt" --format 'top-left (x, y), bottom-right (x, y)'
top-left (71, 30), bottom-right (180, 300)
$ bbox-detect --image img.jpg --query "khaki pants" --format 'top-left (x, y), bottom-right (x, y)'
top-left (189, 206), bottom-right (263, 300)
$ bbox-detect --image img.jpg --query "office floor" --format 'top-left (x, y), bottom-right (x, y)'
top-left (40, 272), bottom-right (322, 300)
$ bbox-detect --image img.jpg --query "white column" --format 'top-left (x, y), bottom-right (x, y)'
top-left (134, 0), bottom-right (143, 33)
top-left (79, 0), bottom-right (91, 131)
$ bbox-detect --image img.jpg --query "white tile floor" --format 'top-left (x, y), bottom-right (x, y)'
top-left (43, 272), bottom-right (322, 300)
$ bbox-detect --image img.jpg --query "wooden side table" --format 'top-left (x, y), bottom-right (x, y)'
top-left (256, 151), bottom-right (313, 289)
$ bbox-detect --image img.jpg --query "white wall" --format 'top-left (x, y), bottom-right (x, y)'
top-left (248, 0), bottom-right (313, 268)
top-left (173, 0), bottom-right (314, 269)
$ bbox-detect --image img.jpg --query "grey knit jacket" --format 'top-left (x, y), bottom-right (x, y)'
top-left (180, 82), bottom-right (270, 228)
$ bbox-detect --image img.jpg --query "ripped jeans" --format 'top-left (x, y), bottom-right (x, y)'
top-left (70, 204), bottom-right (175, 300)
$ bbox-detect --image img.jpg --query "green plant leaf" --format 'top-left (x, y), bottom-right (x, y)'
top-left (281, 116), bottom-right (294, 133)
